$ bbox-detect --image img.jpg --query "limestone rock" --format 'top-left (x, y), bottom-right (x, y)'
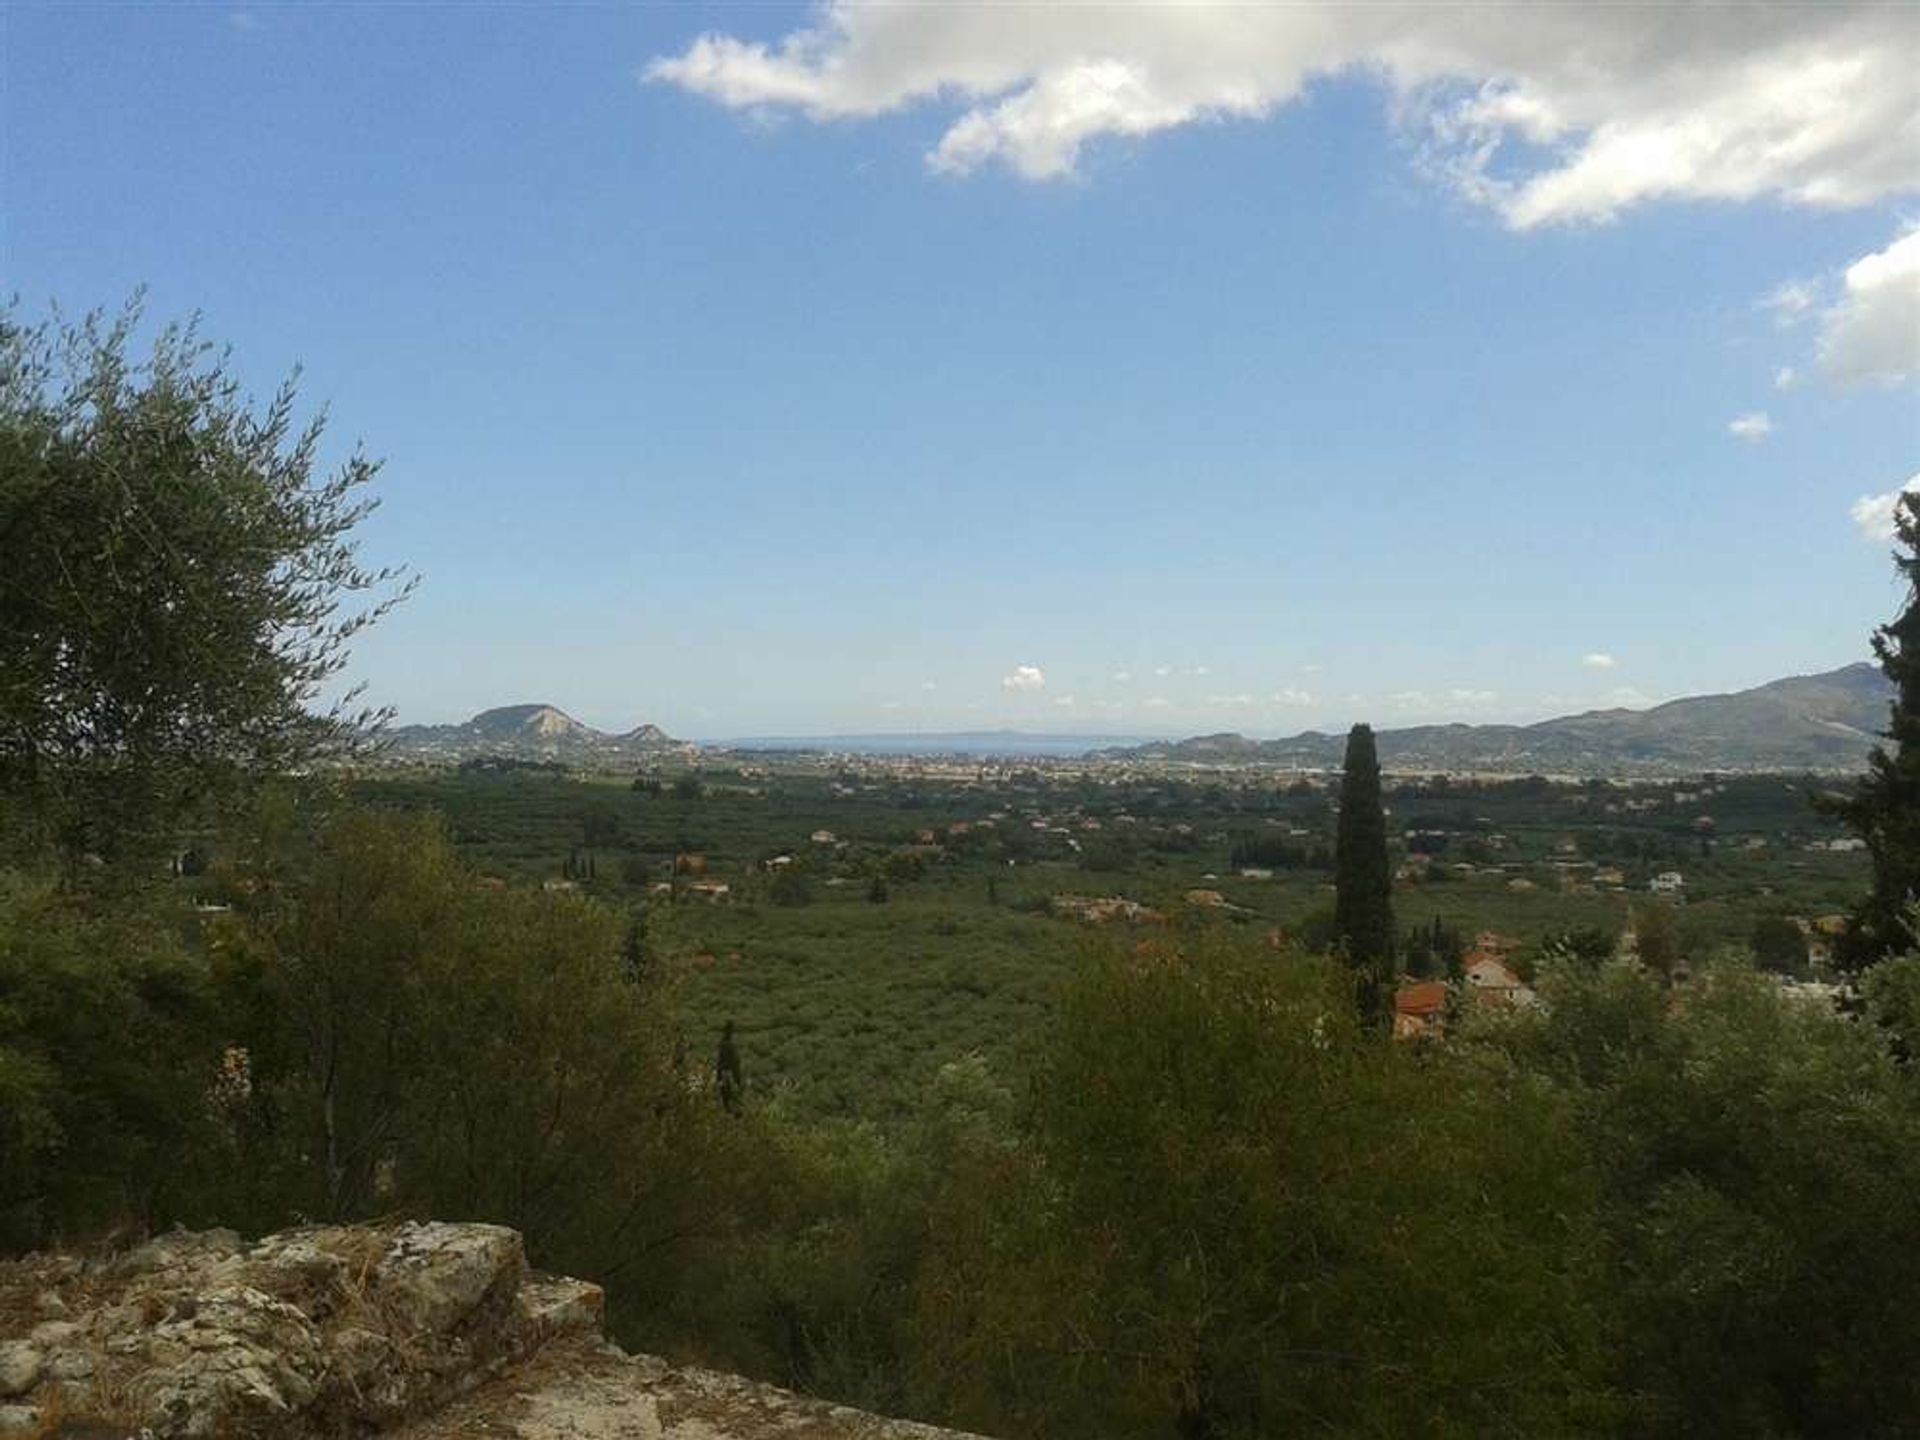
top-left (516, 1274), bottom-right (606, 1342)
top-left (373, 1221), bottom-right (523, 1338)
top-left (400, 1338), bottom-right (997, 1440)
top-left (0, 1343), bottom-right (37, 1398)
top-left (0, 1222), bottom-right (529, 1437)
top-left (0, 1221), bottom-right (999, 1440)
top-left (134, 1285), bottom-right (325, 1438)
top-left (110, 1228), bottom-right (242, 1282)
top-left (28, 1319), bottom-right (79, 1349)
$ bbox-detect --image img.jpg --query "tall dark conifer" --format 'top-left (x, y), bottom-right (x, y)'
top-left (1835, 491), bottom-right (1920, 967)
top-left (1334, 723), bottom-right (1395, 1022)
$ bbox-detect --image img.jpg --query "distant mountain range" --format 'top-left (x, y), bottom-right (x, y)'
top-left (1106, 663), bottom-right (1895, 775)
top-left (381, 664), bottom-right (1894, 774)
top-left (383, 705), bottom-right (689, 762)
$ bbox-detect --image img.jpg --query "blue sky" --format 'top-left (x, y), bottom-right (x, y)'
top-left (5, 3), bottom-right (1915, 738)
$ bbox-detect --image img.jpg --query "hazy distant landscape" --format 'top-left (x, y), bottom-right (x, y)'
top-left (383, 662), bottom-right (1893, 773)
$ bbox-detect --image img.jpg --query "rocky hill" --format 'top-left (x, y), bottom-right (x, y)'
top-left (0, 1221), bottom-right (987, 1440)
top-left (1110, 663), bottom-right (1894, 775)
top-left (466, 704), bottom-right (598, 743)
top-left (383, 706), bottom-right (693, 766)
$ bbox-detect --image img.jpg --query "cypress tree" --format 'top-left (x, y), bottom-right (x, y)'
top-left (620, 913), bottom-right (650, 984)
top-left (1834, 491), bottom-right (1920, 968)
top-left (715, 1020), bottom-right (744, 1116)
top-left (1334, 723), bottom-right (1395, 1022)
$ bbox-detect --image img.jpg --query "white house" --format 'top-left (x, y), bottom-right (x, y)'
top-left (1463, 955), bottom-right (1539, 1009)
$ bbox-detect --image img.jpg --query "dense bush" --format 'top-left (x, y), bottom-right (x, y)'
top-left (207, 812), bottom-right (761, 1311)
top-left (1468, 956), bottom-right (1920, 1436)
top-left (906, 943), bottom-right (1611, 1437)
top-left (0, 811), bottom-right (766, 1339)
top-left (0, 879), bottom-right (234, 1247)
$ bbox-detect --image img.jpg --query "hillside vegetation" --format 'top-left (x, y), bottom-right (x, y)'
top-left (5, 306), bottom-right (1920, 1439)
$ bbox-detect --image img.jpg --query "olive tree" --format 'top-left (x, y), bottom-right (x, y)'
top-left (0, 298), bottom-right (410, 860)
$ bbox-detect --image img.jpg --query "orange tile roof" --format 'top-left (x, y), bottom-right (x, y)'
top-left (1396, 981), bottom-right (1449, 1017)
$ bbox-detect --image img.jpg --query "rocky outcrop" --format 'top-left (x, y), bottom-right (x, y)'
top-left (0, 1223), bottom-right (989, 1440)
top-left (398, 1341), bottom-right (995, 1440)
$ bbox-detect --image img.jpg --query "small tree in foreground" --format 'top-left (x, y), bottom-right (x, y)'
top-left (0, 298), bottom-right (410, 860)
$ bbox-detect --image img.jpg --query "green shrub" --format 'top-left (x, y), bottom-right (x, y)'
top-left (909, 939), bottom-right (1610, 1437)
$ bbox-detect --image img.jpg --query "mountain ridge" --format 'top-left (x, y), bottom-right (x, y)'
top-left (1106, 662), bottom-right (1893, 774)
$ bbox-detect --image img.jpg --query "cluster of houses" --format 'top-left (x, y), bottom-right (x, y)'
top-left (1047, 887), bottom-right (1257, 926)
top-left (1398, 850), bottom-right (1639, 891)
top-left (1050, 893), bottom-right (1168, 925)
top-left (1393, 932), bottom-right (1539, 1041)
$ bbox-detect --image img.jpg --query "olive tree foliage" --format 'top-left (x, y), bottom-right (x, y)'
top-left (1467, 956), bottom-right (1920, 1436)
top-left (209, 809), bottom-right (761, 1303)
top-left (1862, 910), bottom-right (1920, 1062)
top-left (0, 299), bottom-right (410, 860)
top-left (908, 941), bottom-right (1611, 1439)
top-left (0, 874), bottom-right (234, 1249)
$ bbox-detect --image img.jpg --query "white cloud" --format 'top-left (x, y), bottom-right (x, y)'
top-left (1271, 687), bottom-right (1315, 706)
top-left (1728, 411), bottom-right (1773, 442)
top-left (1142, 695), bottom-right (1173, 710)
top-left (1773, 365), bottom-right (1798, 390)
top-left (1813, 227), bottom-right (1920, 387)
top-left (1581, 652), bottom-right (1617, 670)
top-left (920, 680), bottom-right (937, 692)
top-left (1111, 670), bottom-right (1132, 683)
top-left (1605, 686), bottom-right (1655, 709)
top-left (1000, 664), bottom-right (1046, 692)
top-left (1388, 687), bottom-right (1498, 712)
top-left (1851, 473), bottom-right (1920, 541)
top-left (649, 4), bottom-right (1917, 226)
top-left (1153, 664), bottom-right (1173, 677)
top-left (1052, 694), bottom-right (1077, 708)
top-left (880, 700), bottom-right (903, 711)
top-left (1760, 280), bottom-right (1819, 321)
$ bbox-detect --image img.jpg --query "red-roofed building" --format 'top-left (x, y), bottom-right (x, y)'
top-left (1393, 981), bottom-right (1450, 1040)
top-left (1464, 955), bottom-right (1538, 1008)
